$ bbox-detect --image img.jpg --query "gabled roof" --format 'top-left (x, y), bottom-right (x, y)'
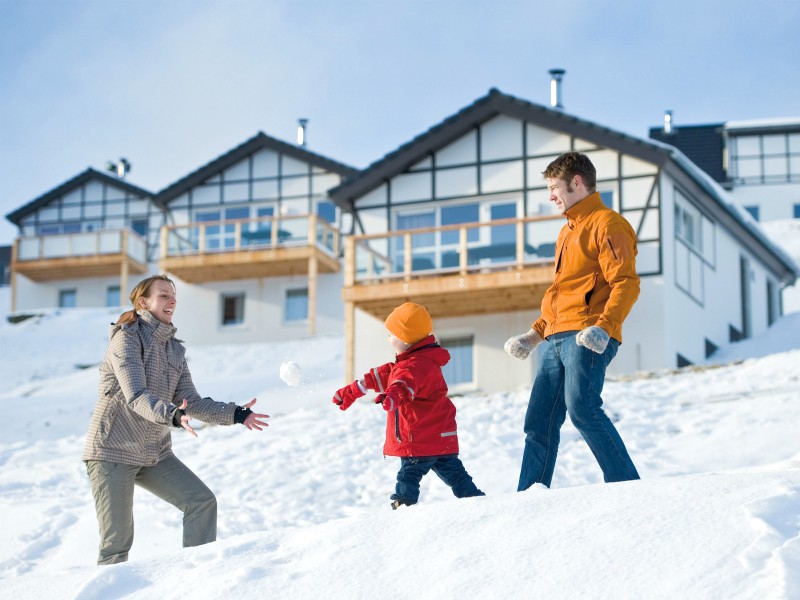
top-left (328, 87), bottom-right (673, 207)
top-left (328, 87), bottom-right (797, 285)
top-left (154, 131), bottom-right (360, 207)
top-left (5, 168), bottom-right (154, 226)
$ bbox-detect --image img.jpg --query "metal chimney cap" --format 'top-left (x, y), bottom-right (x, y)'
top-left (297, 119), bottom-right (308, 146)
top-left (548, 68), bottom-right (566, 77)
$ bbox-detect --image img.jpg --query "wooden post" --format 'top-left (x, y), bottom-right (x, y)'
top-left (516, 219), bottom-right (525, 267)
top-left (459, 227), bottom-right (468, 275)
top-left (9, 239), bottom-right (18, 313)
top-left (159, 225), bottom-right (168, 261)
top-left (403, 233), bottom-right (412, 281)
top-left (344, 236), bottom-right (356, 287)
top-left (120, 230), bottom-right (129, 296)
top-left (308, 253), bottom-right (318, 336)
top-left (345, 299), bottom-right (355, 383)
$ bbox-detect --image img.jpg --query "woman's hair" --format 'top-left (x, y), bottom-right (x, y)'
top-left (542, 151), bottom-right (597, 193)
top-left (116, 274), bottom-right (176, 325)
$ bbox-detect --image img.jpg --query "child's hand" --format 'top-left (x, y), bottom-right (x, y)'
top-left (332, 381), bottom-right (365, 411)
top-left (374, 393), bottom-right (394, 411)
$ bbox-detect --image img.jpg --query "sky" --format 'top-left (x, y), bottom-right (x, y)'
top-left (0, 305), bottom-right (799, 598)
top-left (2, 0), bottom-right (800, 244)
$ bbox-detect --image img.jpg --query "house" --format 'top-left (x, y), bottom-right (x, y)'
top-left (330, 89), bottom-right (798, 393)
top-left (5, 168), bottom-right (160, 313)
top-left (650, 116), bottom-right (800, 222)
top-left (152, 131), bottom-right (358, 346)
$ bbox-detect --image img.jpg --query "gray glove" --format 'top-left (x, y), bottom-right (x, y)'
top-left (576, 326), bottom-right (610, 354)
top-left (504, 328), bottom-right (543, 360)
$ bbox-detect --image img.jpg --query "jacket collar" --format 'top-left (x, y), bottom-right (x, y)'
top-left (396, 335), bottom-right (438, 361)
top-left (136, 309), bottom-right (176, 342)
top-left (564, 192), bottom-right (603, 229)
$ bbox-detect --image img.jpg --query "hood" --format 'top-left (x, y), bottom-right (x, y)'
top-left (397, 335), bottom-right (451, 366)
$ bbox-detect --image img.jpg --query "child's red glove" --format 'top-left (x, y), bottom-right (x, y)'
top-left (363, 363), bottom-right (393, 392)
top-left (332, 381), bottom-right (365, 411)
top-left (374, 382), bottom-right (412, 411)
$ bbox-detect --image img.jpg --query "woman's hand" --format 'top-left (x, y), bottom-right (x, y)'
top-left (241, 398), bottom-right (270, 431)
top-left (180, 414), bottom-right (198, 437)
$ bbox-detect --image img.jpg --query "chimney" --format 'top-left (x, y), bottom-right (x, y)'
top-left (297, 118), bottom-right (308, 146)
top-left (548, 69), bottom-right (566, 109)
top-left (663, 110), bottom-right (674, 134)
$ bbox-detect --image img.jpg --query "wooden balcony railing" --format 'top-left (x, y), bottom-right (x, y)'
top-left (10, 228), bottom-right (148, 312)
top-left (341, 214), bottom-right (564, 380)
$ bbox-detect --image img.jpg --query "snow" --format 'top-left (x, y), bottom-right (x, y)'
top-left (279, 361), bottom-right (302, 387)
top-left (762, 218), bottom-right (800, 314)
top-left (1, 308), bottom-right (800, 599)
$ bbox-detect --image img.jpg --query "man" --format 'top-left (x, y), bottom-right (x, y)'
top-left (505, 151), bottom-right (640, 490)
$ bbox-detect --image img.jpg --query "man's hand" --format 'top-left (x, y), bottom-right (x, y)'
top-left (576, 326), bottom-right (610, 354)
top-left (504, 329), bottom-right (543, 360)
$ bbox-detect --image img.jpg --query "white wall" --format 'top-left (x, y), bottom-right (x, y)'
top-left (354, 307), bottom-right (538, 395)
top-left (173, 272), bottom-right (344, 346)
top-left (12, 273), bottom-right (146, 312)
top-left (728, 182), bottom-right (800, 222)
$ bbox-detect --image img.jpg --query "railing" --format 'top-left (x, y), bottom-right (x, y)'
top-left (160, 214), bottom-right (339, 259)
top-left (15, 229), bottom-right (147, 264)
top-left (345, 214), bottom-right (564, 284)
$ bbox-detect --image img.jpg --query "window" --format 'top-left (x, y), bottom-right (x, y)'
top-left (743, 206), bottom-right (760, 221)
top-left (106, 285), bottom-right (121, 307)
top-left (285, 288), bottom-right (308, 322)
top-left (794, 203), bottom-right (800, 219)
top-left (729, 131), bottom-right (800, 185)
top-left (440, 336), bottom-right (474, 386)
top-left (221, 293), bottom-right (245, 326)
top-left (316, 201), bottom-right (336, 224)
top-left (767, 280), bottom-right (779, 326)
top-left (59, 289), bottom-right (77, 308)
top-left (441, 203), bottom-right (480, 244)
top-left (130, 219), bottom-right (148, 237)
top-left (196, 207), bottom-right (250, 250)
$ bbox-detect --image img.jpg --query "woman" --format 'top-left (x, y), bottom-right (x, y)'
top-left (82, 274), bottom-right (269, 565)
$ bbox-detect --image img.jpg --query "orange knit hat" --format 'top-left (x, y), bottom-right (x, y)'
top-left (384, 302), bottom-right (433, 344)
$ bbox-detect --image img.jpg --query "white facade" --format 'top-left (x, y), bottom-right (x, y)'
top-left (725, 120), bottom-right (800, 222)
top-left (337, 91), bottom-right (797, 392)
top-left (154, 133), bottom-right (356, 346)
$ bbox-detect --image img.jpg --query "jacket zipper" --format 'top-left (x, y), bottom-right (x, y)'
top-left (393, 408), bottom-right (401, 442)
top-left (607, 238), bottom-right (619, 260)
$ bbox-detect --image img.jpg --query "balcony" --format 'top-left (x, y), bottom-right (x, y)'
top-left (12, 229), bottom-right (147, 282)
top-left (342, 215), bottom-right (563, 378)
top-left (159, 214), bottom-right (340, 283)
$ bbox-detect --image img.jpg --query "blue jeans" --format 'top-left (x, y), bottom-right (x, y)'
top-left (518, 331), bottom-right (639, 491)
top-left (392, 455), bottom-right (485, 504)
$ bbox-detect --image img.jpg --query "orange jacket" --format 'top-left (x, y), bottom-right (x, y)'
top-left (532, 192), bottom-right (640, 343)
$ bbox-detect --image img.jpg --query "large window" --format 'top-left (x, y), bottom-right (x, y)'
top-left (196, 207), bottom-right (250, 250)
top-left (440, 336), bottom-right (474, 386)
top-left (674, 190), bottom-right (715, 304)
top-left (285, 288), bottom-right (308, 322)
top-left (221, 293), bottom-right (245, 326)
top-left (729, 131), bottom-right (800, 185)
top-left (394, 200), bottom-right (520, 271)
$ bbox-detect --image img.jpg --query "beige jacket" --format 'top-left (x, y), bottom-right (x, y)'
top-left (82, 310), bottom-right (237, 466)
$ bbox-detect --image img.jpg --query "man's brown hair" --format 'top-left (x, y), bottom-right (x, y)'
top-left (542, 151), bottom-right (597, 193)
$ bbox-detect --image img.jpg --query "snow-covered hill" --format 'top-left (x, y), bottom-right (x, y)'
top-left (0, 308), bottom-right (799, 599)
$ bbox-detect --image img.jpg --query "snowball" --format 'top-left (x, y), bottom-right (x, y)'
top-left (279, 361), bottom-right (302, 387)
